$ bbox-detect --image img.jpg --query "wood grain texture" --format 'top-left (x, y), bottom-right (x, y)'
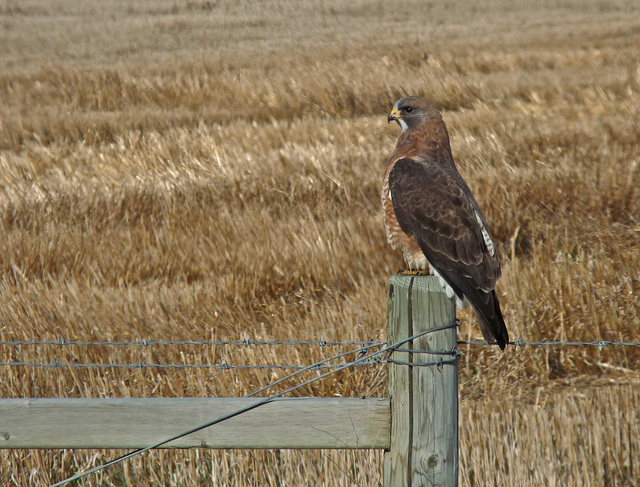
top-left (0, 397), bottom-right (390, 450)
top-left (384, 275), bottom-right (458, 487)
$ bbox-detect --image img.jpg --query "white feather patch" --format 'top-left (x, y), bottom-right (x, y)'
top-left (398, 118), bottom-right (409, 132)
top-left (475, 210), bottom-right (496, 257)
top-left (456, 295), bottom-right (469, 309)
top-left (430, 267), bottom-right (469, 309)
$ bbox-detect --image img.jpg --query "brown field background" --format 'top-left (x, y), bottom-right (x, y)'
top-left (1, 0), bottom-right (640, 485)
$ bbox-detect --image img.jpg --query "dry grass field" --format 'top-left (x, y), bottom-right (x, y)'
top-left (1, 0), bottom-right (640, 485)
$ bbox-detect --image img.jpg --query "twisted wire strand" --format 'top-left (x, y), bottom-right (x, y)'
top-left (2, 337), bottom-right (635, 372)
top-left (0, 339), bottom-right (386, 347)
top-left (458, 340), bottom-right (640, 348)
top-left (0, 361), bottom-right (383, 371)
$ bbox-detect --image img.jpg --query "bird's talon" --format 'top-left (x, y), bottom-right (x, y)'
top-left (398, 269), bottom-right (430, 276)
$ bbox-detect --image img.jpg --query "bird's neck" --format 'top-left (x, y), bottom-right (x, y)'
top-left (394, 120), bottom-right (454, 164)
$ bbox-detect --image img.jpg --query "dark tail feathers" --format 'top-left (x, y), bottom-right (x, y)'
top-left (473, 290), bottom-right (509, 350)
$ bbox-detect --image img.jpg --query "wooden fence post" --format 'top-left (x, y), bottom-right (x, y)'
top-left (384, 275), bottom-right (458, 487)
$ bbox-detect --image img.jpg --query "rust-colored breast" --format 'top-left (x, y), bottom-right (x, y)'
top-left (382, 159), bottom-right (428, 270)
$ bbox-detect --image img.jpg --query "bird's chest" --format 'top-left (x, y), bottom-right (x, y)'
top-left (381, 172), bottom-right (428, 270)
top-left (381, 175), bottom-right (397, 244)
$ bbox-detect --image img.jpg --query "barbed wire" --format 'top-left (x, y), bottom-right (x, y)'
top-left (0, 337), bottom-right (384, 371)
top-left (49, 321), bottom-right (459, 487)
top-left (2, 337), bottom-right (638, 372)
top-left (0, 360), bottom-right (383, 370)
top-left (459, 340), bottom-right (640, 348)
top-left (3, 338), bottom-right (638, 349)
top-left (0, 338), bottom-right (386, 347)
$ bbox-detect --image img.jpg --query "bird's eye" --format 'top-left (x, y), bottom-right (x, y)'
top-left (405, 107), bottom-right (413, 113)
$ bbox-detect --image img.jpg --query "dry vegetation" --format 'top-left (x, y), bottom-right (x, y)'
top-left (1, 0), bottom-right (639, 485)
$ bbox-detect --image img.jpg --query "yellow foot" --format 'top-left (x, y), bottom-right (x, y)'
top-left (397, 269), bottom-right (430, 276)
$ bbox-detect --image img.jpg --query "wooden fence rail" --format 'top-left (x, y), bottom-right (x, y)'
top-left (0, 397), bottom-right (390, 450)
top-left (0, 275), bottom-right (458, 487)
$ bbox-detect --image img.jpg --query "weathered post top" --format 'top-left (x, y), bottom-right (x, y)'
top-left (384, 274), bottom-right (459, 487)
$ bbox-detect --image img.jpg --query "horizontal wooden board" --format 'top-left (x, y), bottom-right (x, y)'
top-left (0, 397), bottom-right (390, 450)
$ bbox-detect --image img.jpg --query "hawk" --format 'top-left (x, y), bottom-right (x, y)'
top-left (383, 96), bottom-right (509, 349)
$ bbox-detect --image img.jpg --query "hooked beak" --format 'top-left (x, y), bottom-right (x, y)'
top-left (388, 107), bottom-right (401, 124)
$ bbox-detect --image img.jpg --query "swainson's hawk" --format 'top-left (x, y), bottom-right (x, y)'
top-left (383, 96), bottom-right (509, 349)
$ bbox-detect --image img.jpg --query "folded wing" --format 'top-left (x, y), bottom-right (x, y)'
top-left (388, 156), bottom-right (509, 349)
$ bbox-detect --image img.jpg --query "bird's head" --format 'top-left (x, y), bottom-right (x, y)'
top-left (388, 96), bottom-right (442, 133)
